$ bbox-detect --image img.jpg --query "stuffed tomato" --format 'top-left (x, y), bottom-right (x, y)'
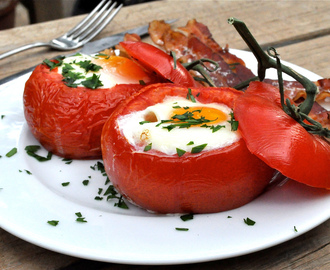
top-left (101, 83), bottom-right (275, 214)
top-left (24, 53), bottom-right (156, 159)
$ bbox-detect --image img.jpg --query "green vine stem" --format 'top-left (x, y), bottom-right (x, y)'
top-left (227, 17), bottom-right (317, 116)
top-left (228, 17), bottom-right (329, 138)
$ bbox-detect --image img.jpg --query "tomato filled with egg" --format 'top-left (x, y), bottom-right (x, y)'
top-left (24, 53), bottom-right (158, 159)
top-left (101, 83), bottom-right (275, 213)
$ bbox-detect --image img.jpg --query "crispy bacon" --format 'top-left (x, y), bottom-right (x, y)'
top-left (148, 19), bottom-right (255, 87)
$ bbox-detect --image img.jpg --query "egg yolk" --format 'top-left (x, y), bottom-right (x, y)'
top-left (170, 106), bottom-right (228, 126)
top-left (93, 55), bottom-right (150, 82)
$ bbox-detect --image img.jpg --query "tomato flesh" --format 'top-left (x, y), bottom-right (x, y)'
top-left (101, 84), bottom-right (275, 213)
top-left (120, 41), bottom-right (200, 88)
top-left (234, 81), bottom-right (330, 188)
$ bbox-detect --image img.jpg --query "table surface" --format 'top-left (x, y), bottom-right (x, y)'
top-left (0, 0), bottom-right (329, 269)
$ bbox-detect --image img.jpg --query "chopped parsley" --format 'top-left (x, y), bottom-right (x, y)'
top-left (176, 148), bottom-right (186, 157)
top-left (294, 226), bottom-right (298, 232)
top-left (62, 158), bottom-right (73, 164)
top-left (186, 88), bottom-right (196, 103)
top-left (81, 74), bottom-right (103, 89)
top-left (114, 195), bottom-right (129, 209)
top-left (43, 57), bottom-right (64, 70)
top-left (144, 143), bottom-right (152, 152)
top-left (191, 143), bottom-right (207, 154)
top-left (82, 179), bottom-right (89, 186)
top-left (180, 214), bottom-right (194, 221)
top-left (228, 112), bottom-right (239, 131)
top-left (1, 115), bottom-right (5, 119)
top-left (25, 145), bottom-right (52, 162)
top-left (175, 227), bottom-right (189, 231)
top-left (244, 217), bottom-right (256, 226)
top-left (75, 212), bottom-right (87, 223)
top-left (47, 220), bottom-right (59, 226)
top-left (5, 147), bottom-right (17, 157)
top-left (77, 60), bottom-right (102, 73)
top-left (61, 182), bottom-right (70, 187)
top-left (187, 141), bottom-right (194, 145)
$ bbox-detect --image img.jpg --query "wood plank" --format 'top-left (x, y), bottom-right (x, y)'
top-left (1, 0), bottom-right (330, 80)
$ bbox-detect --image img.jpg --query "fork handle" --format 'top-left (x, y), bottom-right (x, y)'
top-left (0, 42), bottom-right (50, 60)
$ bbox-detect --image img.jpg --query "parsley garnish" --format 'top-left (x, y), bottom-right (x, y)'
top-left (82, 179), bottom-right (89, 186)
top-left (75, 212), bottom-right (87, 223)
top-left (62, 158), bottom-right (73, 164)
top-left (187, 141), bottom-right (194, 145)
top-left (1, 115), bottom-right (5, 119)
top-left (176, 148), bottom-right (186, 157)
top-left (61, 182), bottom-right (70, 187)
top-left (244, 217), bottom-right (256, 226)
top-left (186, 88), bottom-right (196, 103)
top-left (43, 57), bottom-right (64, 70)
top-left (6, 147), bottom-right (17, 157)
top-left (175, 227), bottom-right (189, 231)
top-left (25, 145), bottom-right (52, 162)
top-left (77, 60), bottom-right (102, 72)
top-left (180, 214), bottom-right (194, 221)
top-left (191, 143), bottom-right (207, 154)
top-left (47, 220), bottom-right (59, 226)
top-left (144, 143), bottom-right (152, 152)
top-left (294, 226), bottom-right (298, 232)
top-left (81, 74), bottom-right (103, 89)
top-left (228, 112), bottom-right (239, 131)
top-left (114, 196), bottom-right (129, 209)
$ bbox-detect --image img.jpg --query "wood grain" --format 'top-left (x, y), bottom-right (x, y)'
top-left (0, 1), bottom-right (329, 269)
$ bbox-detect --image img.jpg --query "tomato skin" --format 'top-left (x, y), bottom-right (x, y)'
top-left (24, 63), bottom-right (145, 159)
top-left (234, 81), bottom-right (330, 188)
top-left (101, 84), bottom-right (275, 213)
top-left (120, 41), bottom-right (200, 88)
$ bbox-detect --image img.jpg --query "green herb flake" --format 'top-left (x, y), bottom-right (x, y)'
top-left (6, 147), bottom-right (17, 157)
top-left (294, 226), bottom-right (298, 232)
top-left (82, 180), bottom-right (89, 186)
top-left (75, 212), bottom-right (87, 223)
top-left (187, 141), bottom-right (194, 145)
top-left (94, 196), bottom-right (103, 201)
top-left (180, 214), bottom-right (194, 221)
top-left (175, 227), bottom-right (189, 231)
top-left (24, 145), bottom-right (52, 162)
top-left (186, 88), bottom-right (196, 103)
top-left (1, 115), bottom-right (5, 119)
top-left (139, 120), bottom-right (150, 125)
top-left (77, 60), bottom-right (102, 72)
top-left (62, 158), bottom-right (73, 164)
top-left (144, 143), bottom-right (152, 152)
top-left (81, 74), bottom-right (103, 89)
top-left (191, 143), bottom-right (207, 154)
top-left (42, 57), bottom-right (64, 70)
top-left (228, 112), bottom-right (239, 131)
top-left (172, 105), bottom-right (181, 109)
top-left (61, 182), bottom-right (70, 187)
top-left (24, 169), bottom-right (32, 175)
top-left (114, 196), bottom-right (129, 209)
top-left (176, 148), bottom-right (186, 157)
top-left (227, 216), bottom-right (232, 218)
top-left (47, 220), bottom-right (59, 226)
top-left (139, 80), bottom-right (146, 85)
top-left (244, 217), bottom-right (256, 226)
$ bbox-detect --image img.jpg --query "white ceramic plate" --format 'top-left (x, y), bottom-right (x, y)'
top-left (0, 50), bottom-right (329, 265)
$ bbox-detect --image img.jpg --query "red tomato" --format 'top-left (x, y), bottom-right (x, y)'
top-left (120, 41), bottom-right (200, 87)
top-left (24, 63), bottom-right (146, 159)
top-left (101, 83), bottom-right (275, 213)
top-left (234, 81), bottom-right (330, 188)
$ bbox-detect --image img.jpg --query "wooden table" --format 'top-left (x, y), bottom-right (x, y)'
top-left (0, 1), bottom-right (329, 269)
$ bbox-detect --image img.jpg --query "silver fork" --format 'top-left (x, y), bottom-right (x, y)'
top-left (0, 0), bottom-right (122, 60)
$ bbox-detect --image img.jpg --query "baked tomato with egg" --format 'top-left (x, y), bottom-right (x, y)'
top-left (101, 83), bottom-right (275, 213)
top-left (24, 54), bottom-right (157, 159)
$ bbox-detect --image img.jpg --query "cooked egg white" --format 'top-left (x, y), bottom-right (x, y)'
top-left (117, 96), bottom-right (241, 155)
top-left (57, 54), bottom-right (151, 89)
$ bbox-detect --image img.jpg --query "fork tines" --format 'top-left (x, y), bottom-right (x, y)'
top-left (66, 0), bottom-right (123, 43)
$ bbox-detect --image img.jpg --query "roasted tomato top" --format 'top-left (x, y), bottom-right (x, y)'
top-left (234, 81), bottom-right (330, 188)
top-left (24, 60), bottom-right (149, 159)
top-left (101, 83), bottom-right (275, 214)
